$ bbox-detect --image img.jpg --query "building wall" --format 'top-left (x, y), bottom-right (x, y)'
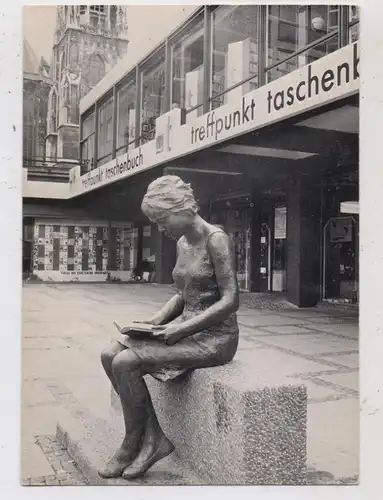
top-left (142, 224), bottom-right (156, 263)
top-left (45, 5), bottom-right (129, 161)
top-left (77, 4), bottom-right (360, 184)
top-left (62, 28), bottom-right (128, 96)
top-left (60, 126), bottom-right (80, 160)
top-left (23, 170), bottom-right (71, 199)
top-left (31, 219), bottom-right (138, 282)
top-left (23, 76), bottom-right (52, 163)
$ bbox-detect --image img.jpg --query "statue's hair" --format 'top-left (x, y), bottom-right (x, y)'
top-left (141, 175), bottom-right (198, 221)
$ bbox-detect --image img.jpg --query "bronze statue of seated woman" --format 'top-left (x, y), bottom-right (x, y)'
top-left (99, 175), bottom-right (239, 480)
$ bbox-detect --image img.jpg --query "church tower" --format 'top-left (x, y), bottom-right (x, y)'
top-left (45, 5), bottom-right (129, 162)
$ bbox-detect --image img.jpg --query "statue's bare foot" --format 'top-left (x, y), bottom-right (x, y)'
top-left (122, 436), bottom-right (175, 480)
top-left (98, 447), bottom-right (137, 479)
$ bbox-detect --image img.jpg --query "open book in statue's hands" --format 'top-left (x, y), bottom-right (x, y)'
top-left (113, 321), bottom-right (165, 339)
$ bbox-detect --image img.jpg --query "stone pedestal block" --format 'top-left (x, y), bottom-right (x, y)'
top-left (111, 362), bottom-right (307, 485)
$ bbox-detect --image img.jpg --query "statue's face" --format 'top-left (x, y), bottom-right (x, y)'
top-left (153, 213), bottom-right (192, 240)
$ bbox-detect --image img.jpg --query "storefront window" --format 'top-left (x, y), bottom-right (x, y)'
top-left (121, 227), bottom-right (139, 273)
top-left (349, 5), bottom-right (360, 43)
top-left (171, 15), bottom-right (204, 120)
top-left (267, 5), bottom-right (339, 83)
top-left (273, 206), bottom-right (287, 292)
top-left (322, 175), bottom-right (359, 303)
top-left (80, 110), bottom-right (95, 173)
top-left (82, 111), bottom-right (94, 137)
top-left (140, 50), bottom-right (166, 145)
top-left (80, 136), bottom-right (94, 172)
top-left (211, 5), bottom-right (259, 109)
top-left (116, 76), bottom-right (136, 155)
top-left (97, 96), bottom-right (113, 166)
top-left (323, 215), bottom-right (358, 303)
top-left (210, 196), bottom-right (252, 291)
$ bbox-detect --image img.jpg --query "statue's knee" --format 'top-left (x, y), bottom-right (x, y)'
top-left (111, 350), bottom-right (141, 376)
top-left (100, 348), bottom-right (114, 370)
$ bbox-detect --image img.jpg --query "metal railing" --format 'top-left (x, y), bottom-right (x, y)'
top-left (185, 102), bottom-right (204, 116)
top-left (265, 30), bottom-right (340, 75)
top-left (23, 156), bottom-right (82, 168)
top-left (185, 23), bottom-right (355, 114)
top-left (24, 156), bottom-right (89, 184)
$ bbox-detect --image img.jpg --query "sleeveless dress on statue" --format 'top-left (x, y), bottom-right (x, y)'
top-left (117, 229), bottom-right (239, 382)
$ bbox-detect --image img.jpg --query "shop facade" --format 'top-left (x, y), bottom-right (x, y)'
top-left (207, 162), bottom-right (359, 304)
top-left (25, 5), bottom-right (360, 306)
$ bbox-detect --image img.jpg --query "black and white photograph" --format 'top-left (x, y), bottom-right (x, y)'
top-left (11, 1), bottom-right (368, 490)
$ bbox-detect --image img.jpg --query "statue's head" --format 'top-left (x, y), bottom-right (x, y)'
top-left (141, 175), bottom-right (198, 239)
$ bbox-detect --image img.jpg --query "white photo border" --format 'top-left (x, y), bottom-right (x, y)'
top-left (1, 1), bottom-right (381, 499)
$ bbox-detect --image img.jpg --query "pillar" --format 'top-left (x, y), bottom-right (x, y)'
top-left (322, 187), bottom-right (341, 300)
top-left (155, 228), bottom-right (176, 284)
top-left (286, 175), bottom-right (321, 307)
top-left (136, 226), bottom-right (143, 269)
top-left (107, 220), bottom-right (115, 272)
top-left (249, 190), bottom-right (262, 292)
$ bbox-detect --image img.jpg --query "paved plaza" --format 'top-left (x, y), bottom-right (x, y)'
top-left (22, 283), bottom-right (359, 484)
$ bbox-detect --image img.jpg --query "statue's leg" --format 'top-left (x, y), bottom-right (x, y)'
top-left (109, 349), bottom-right (174, 480)
top-left (121, 381), bottom-right (175, 480)
top-left (100, 341), bottom-right (126, 395)
top-left (98, 348), bottom-right (146, 478)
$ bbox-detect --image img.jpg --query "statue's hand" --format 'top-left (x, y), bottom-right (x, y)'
top-left (150, 324), bottom-right (182, 345)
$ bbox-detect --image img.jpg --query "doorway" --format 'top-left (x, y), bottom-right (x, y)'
top-left (259, 203), bottom-right (287, 293)
top-left (322, 215), bottom-right (358, 303)
top-left (210, 196), bottom-right (252, 291)
top-left (272, 205), bottom-right (287, 292)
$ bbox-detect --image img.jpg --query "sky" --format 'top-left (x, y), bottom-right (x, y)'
top-left (23, 5), bottom-right (56, 64)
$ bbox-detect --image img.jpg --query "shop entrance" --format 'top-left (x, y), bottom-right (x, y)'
top-left (210, 195), bottom-right (288, 294)
top-left (210, 195), bottom-right (252, 291)
top-left (321, 169), bottom-right (359, 304)
top-left (259, 203), bottom-right (287, 293)
top-left (322, 214), bottom-right (359, 303)
top-left (272, 205), bottom-right (287, 292)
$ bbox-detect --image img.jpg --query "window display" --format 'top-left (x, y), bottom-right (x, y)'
top-left (97, 97), bottom-right (113, 165)
top-left (140, 52), bottom-right (166, 144)
top-left (80, 110), bottom-right (95, 173)
top-left (349, 6), bottom-right (360, 43)
top-left (267, 5), bottom-right (339, 83)
top-left (211, 5), bottom-right (259, 109)
top-left (116, 77), bottom-right (136, 154)
top-left (171, 15), bottom-right (204, 118)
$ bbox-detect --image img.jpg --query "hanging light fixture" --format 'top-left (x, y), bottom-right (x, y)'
top-left (311, 16), bottom-right (325, 32)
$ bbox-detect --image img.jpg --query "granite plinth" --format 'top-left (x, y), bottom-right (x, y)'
top-left (56, 408), bottom-right (199, 485)
top-left (111, 360), bottom-right (308, 485)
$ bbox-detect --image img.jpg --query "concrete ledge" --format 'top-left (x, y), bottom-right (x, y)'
top-left (57, 411), bottom-right (109, 485)
top-left (56, 409), bottom-right (199, 485)
top-left (112, 360), bottom-right (308, 485)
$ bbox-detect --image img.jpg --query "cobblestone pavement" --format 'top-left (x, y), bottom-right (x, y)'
top-left (22, 283), bottom-right (359, 483)
top-left (21, 435), bottom-right (87, 486)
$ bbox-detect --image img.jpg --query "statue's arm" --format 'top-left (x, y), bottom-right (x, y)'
top-left (168, 232), bottom-right (239, 340)
top-left (145, 239), bottom-right (184, 326)
top-left (148, 293), bottom-right (185, 325)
